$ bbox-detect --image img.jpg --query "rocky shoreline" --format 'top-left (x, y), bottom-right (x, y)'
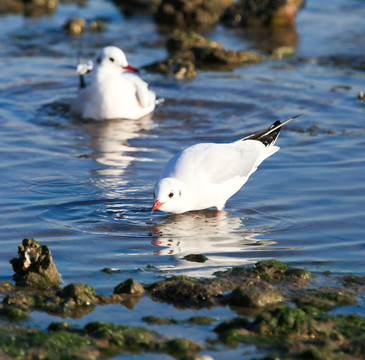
top-left (0, 238), bottom-right (364, 359)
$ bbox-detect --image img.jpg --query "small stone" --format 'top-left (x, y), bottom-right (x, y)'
top-left (184, 254), bottom-right (208, 263)
top-left (358, 91), bottom-right (365, 101)
top-left (63, 17), bottom-right (86, 35)
top-left (114, 278), bottom-right (145, 295)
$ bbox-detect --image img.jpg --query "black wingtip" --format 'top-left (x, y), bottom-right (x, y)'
top-left (244, 115), bottom-right (300, 147)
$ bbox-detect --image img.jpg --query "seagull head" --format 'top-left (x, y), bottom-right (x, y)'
top-left (152, 177), bottom-right (189, 214)
top-left (94, 46), bottom-right (139, 74)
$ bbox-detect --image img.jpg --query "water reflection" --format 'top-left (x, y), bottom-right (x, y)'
top-left (151, 211), bottom-right (275, 277)
top-left (79, 115), bottom-right (155, 178)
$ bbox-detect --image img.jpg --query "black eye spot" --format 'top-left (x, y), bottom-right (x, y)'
top-left (179, 190), bottom-right (182, 196)
top-left (109, 57), bottom-right (114, 62)
top-left (96, 57), bottom-right (101, 64)
top-left (168, 192), bottom-right (174, 198)
top-left (153, 192), bottom-right (155, 199)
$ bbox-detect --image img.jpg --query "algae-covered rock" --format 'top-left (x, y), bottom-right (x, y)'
top-left (142, 315), bottom-right (180, 325)
top-left (58, 283), bottom-right (97, 307)
top-left (222, 0), bottom-right (304, 28)
top-left (217, 260), bottom-right (311, 285)
top-left (148, 275), bottom-right (221, 308)
top-left (294, 287), bottom-right (357, 311)
top-left (114, 278), bottom-right (145, 295)
top-left (227, 279), bottom-right (284, 308)
top-left (0, 0), bottom-right (23, 14)
top-left (162, 338), bottom-right (204, 358)
top-left (1, 291), bottom-right (35, 320)
top-left (155, 0), bottom-right (233, 28)
top-left (10, 238), bottom-right (62, 289)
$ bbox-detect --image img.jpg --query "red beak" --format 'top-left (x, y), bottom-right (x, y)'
top-left (123, 64), bottom-right (139, 73)
top-left (152, 200), bottom-right (165, 212)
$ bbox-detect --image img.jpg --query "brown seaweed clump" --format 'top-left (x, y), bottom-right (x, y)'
top-left (155, 0), bottom-right (234, 28)
top-left (222, 0), bottom-right (305, 28)
top-left (10, 238), bottom-right (62, 289)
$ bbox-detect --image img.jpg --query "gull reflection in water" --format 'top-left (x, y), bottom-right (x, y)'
top-left (151, 210), bottom-right (275, 277)
top-left (80, 114), bottom-right (155, 179)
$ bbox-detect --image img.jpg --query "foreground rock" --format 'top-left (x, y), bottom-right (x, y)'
top-left (0, 321), bottom-right (203, 359)
top-left (10, 238), bottom-right (62, 288)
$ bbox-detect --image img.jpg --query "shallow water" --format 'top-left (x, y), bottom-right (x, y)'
top-left (0, 0), bottom-right (364, 357)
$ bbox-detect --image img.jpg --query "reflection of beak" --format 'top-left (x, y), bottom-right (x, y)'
top-left (123, 64), bottom-right (139, 73)
top-left (152, 200), bottom-right (165, 212)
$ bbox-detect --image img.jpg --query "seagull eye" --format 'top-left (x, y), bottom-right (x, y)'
top-left (153, 192), bottom-right (155, 199)
top-left (109, 57), bottom-right (114, 62)
top-left (179, 190), bottom-right (182, 196)
top-left (168, 192), bottom-right (174, 198)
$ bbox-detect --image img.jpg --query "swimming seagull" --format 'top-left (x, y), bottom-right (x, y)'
top-left (152, 116), bottom-right (300, 214)
top-left (72, 46), bottom-right (156, 120)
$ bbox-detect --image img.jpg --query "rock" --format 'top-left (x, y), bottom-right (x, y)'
top-left (0, 281), bottom-right (14, 293)
top-left (114, 278), bottom-right (145, 295)
top-left (193, 47), bottom-right (262, 67)
top-left (144, 51), bottom-right (197, 79)
top-left (58, 283), bottom-right (97, 307)
top-left (222, 0), bottom-right (305, 28)
top-left (227, 279), bottom-right (284, 308)
top-left (63, 17), bottom-right (86, 35)
top-left (358, 91), bottom-right (365, 101)
top-left (10, 238), bottom-right (62, 289)
top-left (23, 0), bottom-right (58, 17)
top-left (155, 0), bottom-right (233, 28)
top-left (167, 30), bottom-right (221, 53)
top-left (112, 0), bottom-right (162, 16)
top-left (142, 315), bottom-right (180, 325)
top-left (148, 275), bottom-right (221, 308)
top-left (0, 0), bottom-right (23, 14)
top-left (184, 254), bottom-right (208, 263)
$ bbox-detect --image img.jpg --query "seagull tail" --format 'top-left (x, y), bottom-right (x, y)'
top-left (244, 114), bottom-right (301, 147)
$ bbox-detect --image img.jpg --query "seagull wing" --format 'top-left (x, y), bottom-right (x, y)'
top-left (163, 141), bottom-right (273, 185)
top-left (124, 73), bottom-right (155, 108)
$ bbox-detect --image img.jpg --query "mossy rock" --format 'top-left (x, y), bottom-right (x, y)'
top-left (114, 278), bottom-right (145, 295)
top-left (63, 17), bottom-right (86, 35)
top-left (58, 283), bottom-right (97, 307)
top-left (142, 315), bottom-right (180, 325)
top-left (0, 280), bottom-right (15, 293)
top-left (227, 279), bottom-right (284, 308)
top-left (148, 275), bottom-right (220, 308)
top-left (294, 288), bottom-right (357, 311)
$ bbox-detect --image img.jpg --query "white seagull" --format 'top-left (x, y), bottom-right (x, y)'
top-left (72, 46), bottom-right (156, 120)
top-left (152, 116), bottom-right (299, 214)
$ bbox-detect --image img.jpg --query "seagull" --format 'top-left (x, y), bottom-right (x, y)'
top-left (71, 46), bottom-right (156, 120)
top-left (152, 116), bottom-right (299, 214)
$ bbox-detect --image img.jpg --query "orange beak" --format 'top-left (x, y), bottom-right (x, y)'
top-left (152, 200), bottom-right (165, 212)
top-left (123, 64), bottom-right (139, 73)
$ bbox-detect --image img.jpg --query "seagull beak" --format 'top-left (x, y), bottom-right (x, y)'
top-left (123, 64), bottom-right (139, 73)
top-left (152, 200), bottom-right (165, 212)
